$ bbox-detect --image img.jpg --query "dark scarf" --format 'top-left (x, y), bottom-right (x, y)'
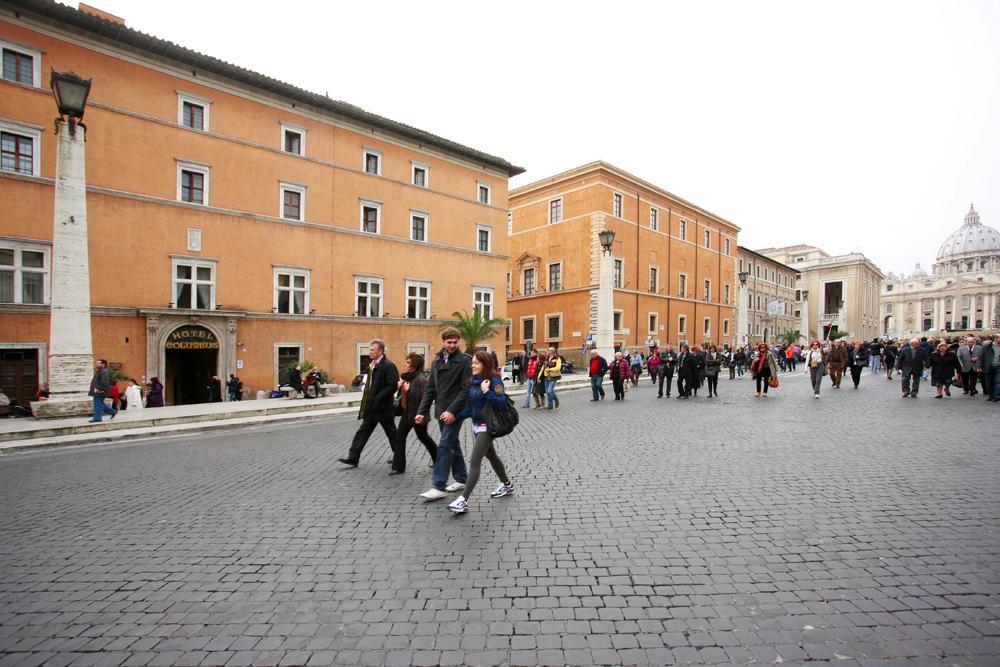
top-left (400, 369), bottom-right (420, 382)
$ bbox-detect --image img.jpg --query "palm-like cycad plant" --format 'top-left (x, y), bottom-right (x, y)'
top-left (440, 310), bottom-right (506, 353)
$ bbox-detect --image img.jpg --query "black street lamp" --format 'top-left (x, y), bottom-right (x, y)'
top-left (738, 271), bottom-right (749, 286)
top-left (598, 228), bottom-right (616, 255)
top-left (50, 70), bottom-right (92, 135)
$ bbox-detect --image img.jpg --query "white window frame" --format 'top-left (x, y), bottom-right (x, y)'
top-left (679, 273), bottom-right (688, 298)
top-left (359, 199), bottom-right (381, 234)
top-left (177, 91), bottom-right (211, 131)
top-left (473, 286), bottom-right (494, 320)
top-left (409, 209), bottom-right (429, 242)
top-left (354, 275), bottom-right (384, 318)
top-left (613, 309), bottom-right (624, 333)
top-left (363, 148), bottom-right (382, 176)
top-left (476, 224), bottom-right (492, 253)
top-left (703, 317), bottom-right (711, 337)
top-left (679, 219), bottom-right (687, 241)
top-left (678, 315), bottom-right (687, 337)
top-left (648, 312), bottom-right (658, 335)
top-left (0, 239), bottom-right (50, 304)
top-left (171, 257), bottom-right (216, 310)
top-left (547, 261), bottom-right (562, 291)
top-left (704, 279), bottom-right (712, 302)
top-left (0, 39), bottom-right (43, 87)
top-left (544, 312), bottom-right (563, 342)
top-left (549, 198), bottom-right (563, 224)
top-left (613, 259), bottom-right (624, 289)
top-left (280, 123), bottom-right (306, 156)
top-left (411, 161), bottom-right (429, 188)
top-left (176, 160), bottom-right (210, 206)
top-left (0, 118), bottom-right (42, 176)
top-left (724, 283), bottom-right (731, 305)
top-left (279, 181), bottom-right (306, 221)
top-left (477, 181), bottom-right (492, 205)
top-left (649, 266), bottom-right (659, 293)
top-left (521, 316), bottom-right (536, 342)
top-left (404, 279), bottom-right (432, 320)
top-left (612, 192), bottom-right (623, 218)
top-left (650, 207), bottom-right (658, 231)
top-left (724, 238), bottom-right (731, 255)
top-left (704, 229), bottom-right (711, 248)
top-left (273, 266), bottom-right (310, 315)
top-left (407, 342), bottom-right (430, 359)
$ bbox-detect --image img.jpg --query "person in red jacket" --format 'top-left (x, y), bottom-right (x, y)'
top-left (521, 349), bottom-right (540, 409)
top-left (588, 349), bottom-right (608, 401)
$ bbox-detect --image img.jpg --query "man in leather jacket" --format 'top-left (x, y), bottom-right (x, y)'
top-left (658, 344), bottom-right (678, 398)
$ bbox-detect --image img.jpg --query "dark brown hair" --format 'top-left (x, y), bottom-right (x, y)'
top-left (405, 352), bottom-right (425, 373)
top-left (472, 349), bottom-right (499, 377)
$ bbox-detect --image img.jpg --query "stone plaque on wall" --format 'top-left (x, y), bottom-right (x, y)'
top-left (187, 228), bottom-right (202, 252)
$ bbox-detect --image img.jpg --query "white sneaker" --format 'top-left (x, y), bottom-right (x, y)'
top-left (447, 495), bottom-right (469, 513)
top-left (490, 482), bottom-right (514, 498)
top-left (445, 482), bottom-right (465, 492)
top-left (419, 488), bottom-right (448, 500)
top-left (814, 393), bottom-right (820, 399)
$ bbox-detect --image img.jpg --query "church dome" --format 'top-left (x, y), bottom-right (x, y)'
top-left (936, 205), bottom-right (1000, 260)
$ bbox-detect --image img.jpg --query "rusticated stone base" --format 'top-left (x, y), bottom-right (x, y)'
top-left (31, 397), bottom-right (93, 419)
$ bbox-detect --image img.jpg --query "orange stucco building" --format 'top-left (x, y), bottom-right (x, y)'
top-left (0, 1), bottom-right (521, 404)
top-left (506, 162), bottom-right (739, 365)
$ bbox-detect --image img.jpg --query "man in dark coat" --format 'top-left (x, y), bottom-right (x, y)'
top-left (339, 339), bottom-right (399, 467)
top-left (896, 338), bottom-right (930, 398)
top-left (416, 328), bottom-right (472, 500)
top-left (88, 359), bottom-right (117, 423)
top-left (658, 345), bottom-right (678, 398)
top-left (207, 375), bottom-right (223, 402)
top-left (288, 364), bottom-right (305, 397)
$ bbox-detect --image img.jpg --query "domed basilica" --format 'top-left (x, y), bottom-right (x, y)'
top-left (881, 205), bottom-right (1000, 337)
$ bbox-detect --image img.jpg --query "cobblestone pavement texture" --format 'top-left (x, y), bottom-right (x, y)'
top-left (1, 371), bottom-right (998, 667)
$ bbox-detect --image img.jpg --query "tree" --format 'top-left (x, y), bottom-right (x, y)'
top-left (440, 309), bottom-right (506, 353)
top-left (780, 330), bottom-right (802, 345)
top-left (828, 329), bottom-right (850, 341)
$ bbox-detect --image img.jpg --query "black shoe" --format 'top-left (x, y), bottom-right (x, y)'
top-left (388, 469), bottom-right (404, 475)
top-left (337, 458), bottom-right (359, 467)
top-left (657, 394), bottom-right (663, 398)
top-left (110, 409), bottom-right (118, 420)
top-left (901, 393), bottom-right (910, 397)
top-left (590, 399), bottom-right (599, 402)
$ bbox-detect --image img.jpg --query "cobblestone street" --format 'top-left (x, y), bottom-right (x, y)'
top-left (1, 371), bottom-right (998, 666)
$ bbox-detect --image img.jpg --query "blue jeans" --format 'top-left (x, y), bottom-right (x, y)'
top-left (91, 395), bottom-right (115, 421)
top-left (590, 374), bottom-right (605, 400)
top-left (545, 378), bottom-right (559, 407)
top-left (870, 356), bottom-right (881, 373)
top-left (431, 420), bottom-right (467, 491)
top-left (992, 368), bottom-right (1000, 398)
top-left (522, 378), bottom-right (535, 407)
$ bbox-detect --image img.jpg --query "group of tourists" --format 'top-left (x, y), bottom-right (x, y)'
top-left (86, 359), bottom-right (165, 422)
top-left (337, 328), bottom-right (515, 515)
top-left (513, 348), bottom-right (563, 410)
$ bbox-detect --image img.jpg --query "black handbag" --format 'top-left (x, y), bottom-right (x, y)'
top-left (482, 393), bottom-right (519, 438)
top-left (392, 391), bottom-right (403, 416)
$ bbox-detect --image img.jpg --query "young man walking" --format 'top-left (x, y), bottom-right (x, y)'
top-left (417, 328), bottom-right (473, 500)
top-left (338, 339), bottom-right (399, 467)
top-left (88, 359), bottom-right (117, 423)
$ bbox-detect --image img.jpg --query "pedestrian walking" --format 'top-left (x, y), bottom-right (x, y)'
top-left (690, 345), bottom-right (706, 397)
top-left (981, 335), bottom-right (1000, 402)
top-left (869, 340), bottom-right (883, 374)
top-left (447, 351), bottom-right (514, 514)
top-left (647, 350), bottom-right (661, 386)
top-left (658, 344), bottom-right (677, 397)
top-left (416, 328), bottom-right (472, 500)
top-left (882, 341), bottom-right (899, 380)
top-left (88, 359), bottom-right (117, 423)
top-left (532, 350), bottom-right (549, 408)
top-left (511, 351), bottom-right (523, 384)
top-left (676, 344), bottom-right (697, 399)
top-left (704, 345), bottom-right (722, 397)
top-left (609, 352), bottom-right (630, 400)
top-left (543, 347), bottom-right (561, 409)
top-left (803, 340), bottom-right (828, 398)
top-left (928, 342), bottom-right (960, 398)
top-left (389, 352), bottom-right (437, 474)
top-left (848, 341), bottom-right (868, 389)
top-left (226, 373), bottom-right (243, 401)
top-left (588, 349), bottom-right (608, 401)
top-left (896, 338), bottom-right (929, 398)
top-left (146, 377), bottom-right (164, 407)
top-left (827, 340), bottom-right (849, 388)
top-left (956, 337), bottom-right (981, 396)
top-left (521, 349), bottom-right (539, 409)
top-left (750, 342), bottom-right (778, 397)
top-left (734, 348), bottom-right (747, 377)
top-left (630, 352), bottom-right (643, 386)
top-left (338, 339), bottom-right (400, 468)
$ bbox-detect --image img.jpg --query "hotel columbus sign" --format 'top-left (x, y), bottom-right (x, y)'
top-left (165, 326), bottom-right (220, 350)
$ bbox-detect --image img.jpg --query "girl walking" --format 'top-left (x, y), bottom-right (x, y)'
top-left (447, 351), bottom-right (513, 513)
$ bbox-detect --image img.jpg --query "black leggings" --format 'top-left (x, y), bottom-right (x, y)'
top-left (707, 376), bottom-right (718, 395)
top-left (850, 366), bottom-right (863, 388)
top-left (464, 431), bottom-right (509, 498)
top-left (755, 369), bottom-right (772, 394)
top-left (611, 377), bottom-right (626, 399)
top-left (392, 418), bottom-right (437, 472)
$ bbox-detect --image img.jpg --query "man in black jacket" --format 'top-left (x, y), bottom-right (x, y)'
top-left (896, 338), bottom-right (930, 398)
top-left (658, 345), bottom-right (678, 398)
top-left (339, 339), bottom-right (399, 467)
top-left (416, 328), bottom-right (472, 500)
top-left (88, 359), bottom-right (117, 423)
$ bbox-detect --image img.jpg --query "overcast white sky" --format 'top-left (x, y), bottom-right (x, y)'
top-left (87, 0), bottom-right (998, 276)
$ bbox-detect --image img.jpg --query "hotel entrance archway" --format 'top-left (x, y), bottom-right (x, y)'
top-left (163, 324), bottom-right (219, 405)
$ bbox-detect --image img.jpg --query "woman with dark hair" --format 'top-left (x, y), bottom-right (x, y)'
top-left (704, 345), bottom-right (722, 397)
top-left (389, 353), bottom-right (438, 474)
top-left (750, 342), bottom-right (778, 397)
top-left (928, 341), bottom-right (960, 398)
top-left (146, 377), bottom-right (164, 407)
top-left (447, 350), bottom-right (513, 513)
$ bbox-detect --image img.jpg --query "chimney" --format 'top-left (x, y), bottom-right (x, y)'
top-left (78, 3), bottom-right (126, 26)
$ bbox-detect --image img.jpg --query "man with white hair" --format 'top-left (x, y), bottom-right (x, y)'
top-left (956, 336), bottom-right (981, 396)
top-left (895, 338), bottom-right (930, 398)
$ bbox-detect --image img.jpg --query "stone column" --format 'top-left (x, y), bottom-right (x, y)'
top-left (32, 122), bottom-right (93, 418)
top-left (737, 281), bottom-right (749, 346)
top-left (595, 231), bottom-right (614, 360)
top-left (799, 292), bottom-right (810, 341)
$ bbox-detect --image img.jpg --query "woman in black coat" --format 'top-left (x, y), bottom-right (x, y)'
top-left (390, 352), bottom-right (438, 473)
top-left (676, 343), bottom-right (699, 399)
top-left (928, 342), bottom-right (960, 398)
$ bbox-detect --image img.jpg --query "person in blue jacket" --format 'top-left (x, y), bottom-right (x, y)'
top-left (447, 350), bottom-right (514, 514)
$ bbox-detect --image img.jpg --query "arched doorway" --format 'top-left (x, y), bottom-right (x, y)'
top-left (164, 324), bottom-right (219, 405)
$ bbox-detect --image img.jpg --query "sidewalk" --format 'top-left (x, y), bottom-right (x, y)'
top-left (0, 375), bottom-right (593, 453)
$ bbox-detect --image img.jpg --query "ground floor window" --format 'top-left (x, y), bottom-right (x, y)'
top-left (276, 345), bottom-right (302, 386)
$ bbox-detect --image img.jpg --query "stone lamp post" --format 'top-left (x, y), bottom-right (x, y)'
top-left (737, 270), bottom-right (749, 346)
top-left (594, 228), bottom-right (616, 360)
top-left (32, 70), bottom-right (95, 419)
top-left (799, 290), bottom-right (810, 342)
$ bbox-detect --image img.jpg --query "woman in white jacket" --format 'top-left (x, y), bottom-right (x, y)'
top-left (803, 341), bottom-right (828, 398)
top-left (124, 378), bottom-right (144, 410)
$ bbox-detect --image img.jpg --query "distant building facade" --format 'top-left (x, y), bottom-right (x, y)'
top-left (736, 247), bottom-right (798, 344)
top-left (506, 161), bottom-right (739, 364)
top-left (0, 1), bottom-right (521, 405)
top-left (881, 206), bottom-right (1000, 337)
top-left (758, 245), bottom-right (884, 342)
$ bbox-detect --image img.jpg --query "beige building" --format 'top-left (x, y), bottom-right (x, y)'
top-left (881, 206), bottom-right (1000, 337)
top-left (736, 247), bottom-right (798, 344)
top-left (758, 245), bottom-right (884, 342)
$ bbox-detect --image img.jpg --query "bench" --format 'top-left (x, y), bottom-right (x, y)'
top-left (277, 383), bottom-right (345, 398)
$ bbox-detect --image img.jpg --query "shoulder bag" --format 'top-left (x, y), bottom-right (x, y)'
top-left (483, 393), bottom-right (519, 438)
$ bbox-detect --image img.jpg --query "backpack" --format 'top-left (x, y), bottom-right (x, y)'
top-left (482, 393), bottom-right (519, 438)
